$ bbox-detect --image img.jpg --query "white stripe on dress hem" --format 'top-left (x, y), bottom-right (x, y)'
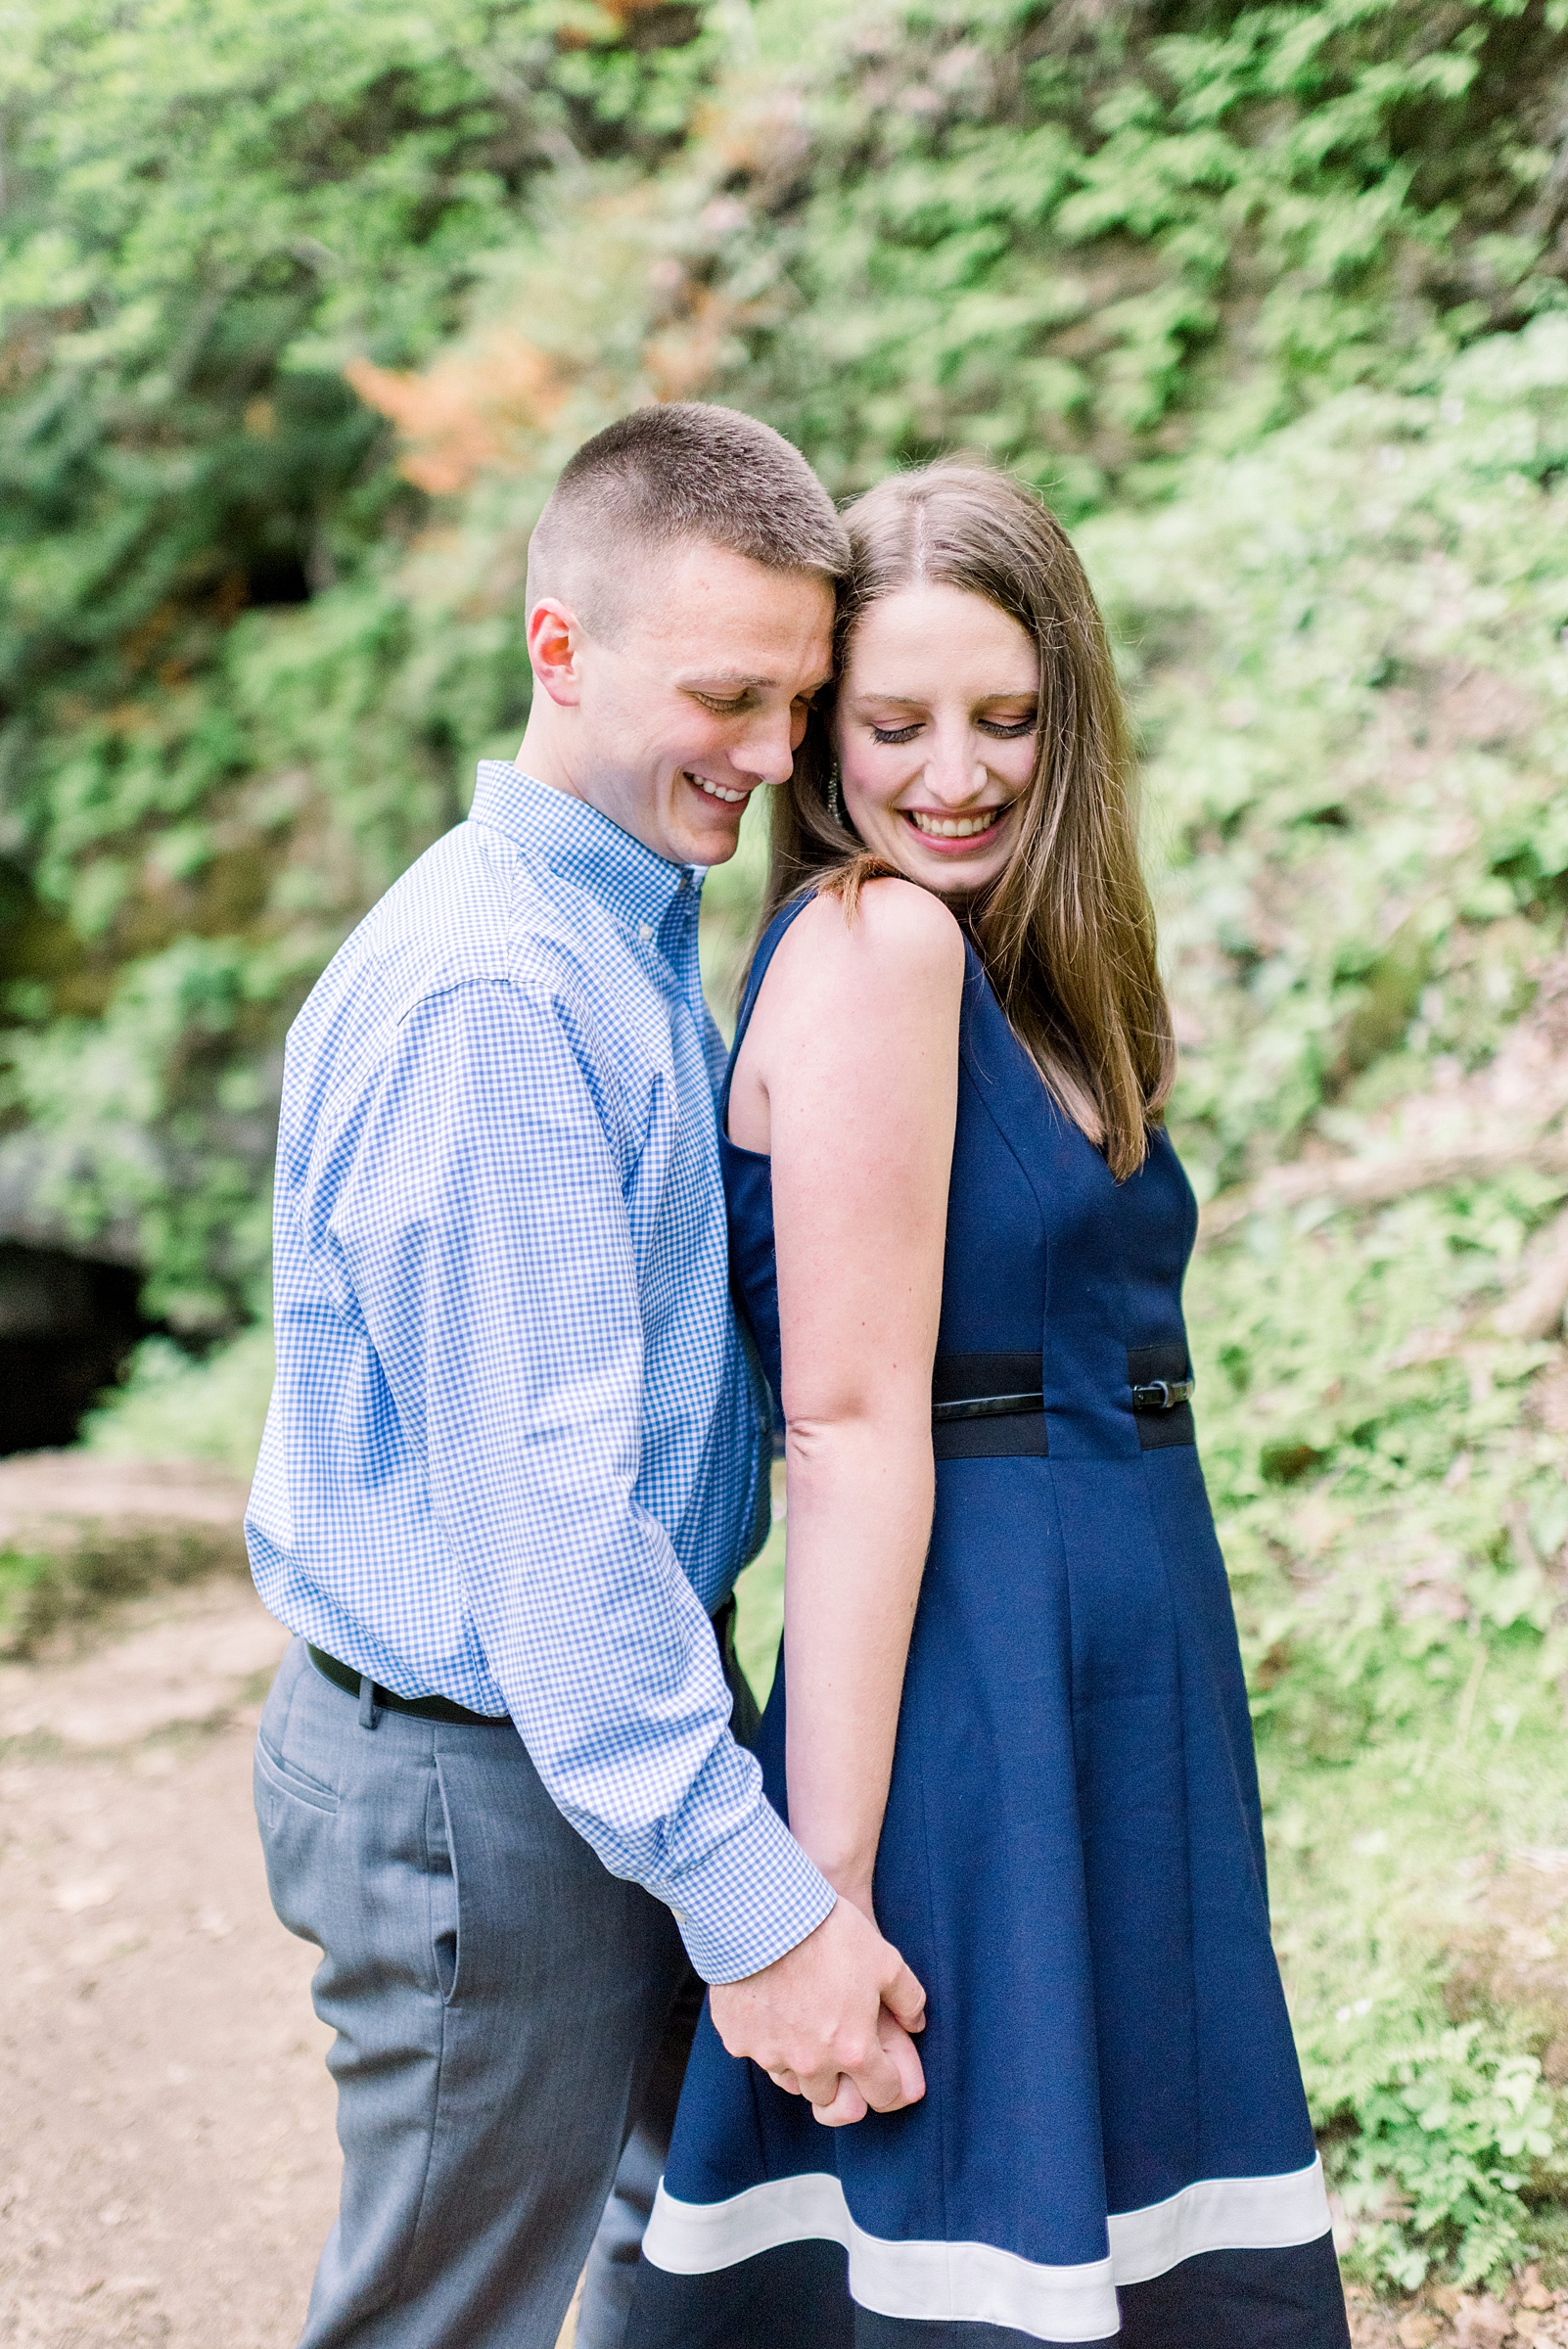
top-left (641, 2155), bottom-right (1330, 2343)
top-left (1107, 2157), bottom-right (1331, 2284)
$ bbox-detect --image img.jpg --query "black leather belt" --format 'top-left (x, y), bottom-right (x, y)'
top-left (1127, 1343), bottom-right (1196, 1451)
top-left (932, 1354), bottom-right (1048, 1460)
top-left (306, 1594), bottom-right (751, 1730)
top-left (307, 1645), bottom-right (508, 1725)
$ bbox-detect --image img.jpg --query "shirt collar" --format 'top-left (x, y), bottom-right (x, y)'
top-left (469, 760), bottom-right (696, 939)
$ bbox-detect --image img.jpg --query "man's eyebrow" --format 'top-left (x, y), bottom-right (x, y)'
top-left (674, 668), bottom-right (837, 698)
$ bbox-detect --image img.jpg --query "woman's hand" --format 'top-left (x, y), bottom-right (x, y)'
top-left (764, 2003), bottom-right (927, 2128)
top-left (713, 1894), bottom-right (927, 2116)
top-left (807, 2004), bottom-right (927, 2128)
top-left (758, 1823), bottom-right (927, 2128)
top-left (809, 1880), bottom-right (925, 2129)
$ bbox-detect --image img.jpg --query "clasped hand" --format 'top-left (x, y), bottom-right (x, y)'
top-left (708, 1895), bottom-right (926, 2130)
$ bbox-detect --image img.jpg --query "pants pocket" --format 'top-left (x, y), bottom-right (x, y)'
top-left (254, 1732), bottom-right (340, 1950)
top-left (430, 1752), bottom-right (461, 2006)
top-left (254, 1729), bottom-right (341, 1814)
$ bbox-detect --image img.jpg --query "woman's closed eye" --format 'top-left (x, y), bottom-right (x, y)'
top-left (868, 714), bottom-right (1037, 746)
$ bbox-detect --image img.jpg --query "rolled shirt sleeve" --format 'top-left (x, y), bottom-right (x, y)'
top-left (311, 977), bottom-right (835, 1982)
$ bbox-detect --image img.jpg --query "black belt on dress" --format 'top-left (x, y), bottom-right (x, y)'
top-left (930, 1348), bottom-right (1196, 1458)
top-left (933, 1354), bottom-right (1047, 1460)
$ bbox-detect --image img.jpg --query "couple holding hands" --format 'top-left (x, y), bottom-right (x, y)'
top-left (247, 403), bottom-right (1351, 2349)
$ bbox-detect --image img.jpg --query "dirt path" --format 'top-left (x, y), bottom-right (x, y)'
top-left (0, 1569), bottom-right (607, 2349)
top-left (0, 1578), bottom-right (333, 2349)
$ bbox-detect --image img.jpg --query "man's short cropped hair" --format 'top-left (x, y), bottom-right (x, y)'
top-left (526, 402), bottom-right (849, 638)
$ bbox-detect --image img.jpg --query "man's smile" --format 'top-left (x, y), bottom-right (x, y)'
top-left (684, 770), bottom-right (751, 806)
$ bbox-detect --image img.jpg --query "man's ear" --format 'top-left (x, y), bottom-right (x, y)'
top-left (528, 595), bottom-right (587, 708)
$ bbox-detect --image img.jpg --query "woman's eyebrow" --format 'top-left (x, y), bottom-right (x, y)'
top-left (854, 687), bottom-right (1035, 705)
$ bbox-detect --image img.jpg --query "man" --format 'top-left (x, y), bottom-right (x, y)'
top-left (246, 403), bottom-right (926, 2349)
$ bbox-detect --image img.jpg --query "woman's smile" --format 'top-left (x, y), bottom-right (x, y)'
top-left (903, 802), bottom-right (1017, 846)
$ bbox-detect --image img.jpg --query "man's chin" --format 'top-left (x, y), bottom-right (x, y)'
top-left (692, 822), bottom-right (746, 867)
top-left (671, 780), bottom-right (753, 865)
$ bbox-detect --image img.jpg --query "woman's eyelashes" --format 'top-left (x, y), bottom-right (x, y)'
top-left (866, 714), bottom-right (1037, 746)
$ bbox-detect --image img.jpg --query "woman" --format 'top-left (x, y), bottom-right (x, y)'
top-left (629, 463), bottom-right (1350, 2348)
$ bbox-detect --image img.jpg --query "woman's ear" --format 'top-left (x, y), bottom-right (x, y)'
top-left (527, 595), bottom-right (586, 706)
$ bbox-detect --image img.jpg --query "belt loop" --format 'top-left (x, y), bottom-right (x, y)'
top-left (358, 1674), bottom-right (380, 1731)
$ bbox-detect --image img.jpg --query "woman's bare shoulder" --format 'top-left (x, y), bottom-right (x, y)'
top-left (777, 876), bottom-right (966, 1004)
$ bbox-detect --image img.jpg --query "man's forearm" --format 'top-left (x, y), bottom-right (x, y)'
top-left (454, 1516), bottom-right (835, 1981)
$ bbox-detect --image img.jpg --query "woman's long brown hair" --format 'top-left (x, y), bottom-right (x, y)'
top-left (763, 460), bottom-right (1176, 1180)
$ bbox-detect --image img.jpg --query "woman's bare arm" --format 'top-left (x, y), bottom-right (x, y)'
top-left (737, 879), bottom-right (963, 1921)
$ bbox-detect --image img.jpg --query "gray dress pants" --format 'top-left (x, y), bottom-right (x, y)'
top-left (254, 1636), bottom-right (704, 2349)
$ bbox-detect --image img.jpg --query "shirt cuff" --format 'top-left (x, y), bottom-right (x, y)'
top-left (662, 1794), bottom-right (838, 1984)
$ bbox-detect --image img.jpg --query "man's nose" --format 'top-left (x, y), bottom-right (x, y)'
top-left (731, 705), bottom-right (798, 787)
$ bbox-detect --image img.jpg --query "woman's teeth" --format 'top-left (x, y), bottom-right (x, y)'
top-left (908, 807), bottom-right (1005, 839)
top-left (688, 773), bottom-right (746, 805)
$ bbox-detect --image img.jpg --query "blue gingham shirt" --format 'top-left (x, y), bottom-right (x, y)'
top-left (247, 760), bottom-right (835, 1981)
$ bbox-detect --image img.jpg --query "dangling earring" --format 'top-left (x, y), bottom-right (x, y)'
top-left (827, 766), bottom-right (846, 828)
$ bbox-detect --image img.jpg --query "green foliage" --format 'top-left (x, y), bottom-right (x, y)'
top-left (7, 0), bottom-right (1568, 1317)
top-left (734, 1490), bottom-right (787, 1705)
top-left (680, 0), bottom-right (1568, 501)
top-left (0, 0), bottom-right (721, 1320)
top-left (1074, 346), bottom-right (1568, 2289)
top-left (1182, 1176), bottom-right (1568, 2285)
top-left (1331, 2024), bottom-right (1557, 2290)
top-left (0, 0), bottom-right (715, 714)
top-left (80, 1327), bottom-right (276, 1474)
top-left (0, 1543), bottom-right (55, 1628)
top-left (1082, 315), bottom-right (1568, 1190)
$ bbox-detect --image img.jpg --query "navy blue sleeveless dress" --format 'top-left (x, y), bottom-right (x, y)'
top-left (631, 898), bottom-right (1349, 2349)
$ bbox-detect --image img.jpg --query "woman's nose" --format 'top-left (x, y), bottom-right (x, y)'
top-left (921, 738), bottom-right (990, 805)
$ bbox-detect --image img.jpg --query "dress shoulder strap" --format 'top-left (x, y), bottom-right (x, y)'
top-left (718, 891), bottom-right (816, 1130)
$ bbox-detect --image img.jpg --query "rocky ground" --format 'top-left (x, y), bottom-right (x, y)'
top-left (1347, 2280), bottom-right (1568, 2345)
top-left (0, 1453), bottom-right (1561, 2348)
